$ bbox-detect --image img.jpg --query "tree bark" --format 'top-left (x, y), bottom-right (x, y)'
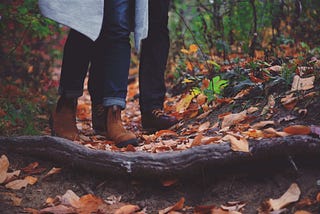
top-left (0, 135), bottom-right (319, 178)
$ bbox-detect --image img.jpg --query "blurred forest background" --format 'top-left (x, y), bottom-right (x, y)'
top-left (0, 0), bottom-right (320, 135)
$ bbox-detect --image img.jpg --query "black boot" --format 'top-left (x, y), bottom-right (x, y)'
top-left (141, 109), bottom-right (178, 133)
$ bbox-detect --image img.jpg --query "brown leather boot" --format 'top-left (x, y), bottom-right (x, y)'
top-left (106, 105), bottom-right (138, 148)
top-left (50, 96), bottom-right (79, 140)
top-left (91, 103), bottom-right (106, 135)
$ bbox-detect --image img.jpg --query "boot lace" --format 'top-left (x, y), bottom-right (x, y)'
top-left (151, 109), bottom-right (166, 118)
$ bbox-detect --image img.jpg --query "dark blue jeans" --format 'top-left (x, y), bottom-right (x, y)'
top-left (59, 0), bottom-right (170, 112)
top-left (58, 0), bottom-right (131, 109)
top-left (139, 0), bottom-right (170, 114)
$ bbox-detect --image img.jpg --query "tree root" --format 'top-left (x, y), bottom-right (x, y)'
top-left (0, 135), bottom-right (319, 178)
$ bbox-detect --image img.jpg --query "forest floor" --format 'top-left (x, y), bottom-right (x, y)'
top-left (1, 51), bottom-right (320, 213)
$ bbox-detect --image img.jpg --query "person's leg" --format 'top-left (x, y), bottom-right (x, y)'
top-left (90, 0), bottom-right (137, 147)
top-left (139, 0), bottom-right (178, 131)
top-left (51, 29), bottom-right (93, 140)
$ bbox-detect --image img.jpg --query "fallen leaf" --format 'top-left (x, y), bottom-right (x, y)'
top-left (221, 110), bottom-right (247, 128)
top-left (161, 179), bottom-right (178, 187)
top-left (281, 94), bottom-right (298, 110)
top-left (43, 167), bottom-right (62, 179)
top-left (176, 94), bottom-right (194, 113)
top-left (251, 121), bottom-right (275, 129)
top-left (294, 211), bottom-right (312, 214)
top-left (291, 75), bottom-right (315, 91)
top-left (194, 204), bottom-right (217, 214)
top-left (268, 65), bottom-right (282, 72)
top-left (75, 194), bottom-right (108, 214)
top-left (269, 183), bottom-right (301, 211)
top-left (191, 133), bottom-right (203, 147)
top-left (61, 190), bottom-right (80, 207)
top-left (115, 204), bottom-right (140, 214)
top-left (159, 197), bottom-right (185, 214)
top-left (4, 170), bottom-right (21, 183)
top-left (311, 125), bottom-right (320, 137)
top-left (40, 204), bottom-right (75, 214)
top-left (283, 125), bottom-right (311, 135)
top-left (155, 130), bottom-right (178, 138)
top-left (198, 121), bottom-right (210, 132)
top-left (221, 201), bottom-right (246, 212)
top-left (0, 155), bottom-right (9, 183)
top-left (5, 176), bottom-right (37, 190)
top-left (225, 135), bottom-right (249, 153)
top-left (0, 192), bottom-right (22, 206)
top-left (24, 207), bottom-right (40, 214)
top-left (196, 93), bottom-right (207, 105)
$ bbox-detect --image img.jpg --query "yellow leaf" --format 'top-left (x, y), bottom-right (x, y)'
top-left (182, 78), bottom-right (194, 83)
top-left (176, 94), bottom-right (195, 113)
top-left (180, 48), bottom-right (189, 54)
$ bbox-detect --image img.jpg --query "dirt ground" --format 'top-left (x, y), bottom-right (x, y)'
top-left (0, 152), bottom-right (320, 213)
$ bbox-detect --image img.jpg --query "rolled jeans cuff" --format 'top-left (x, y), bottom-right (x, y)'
top-left (58, 87), bottom-right (83, 98)
top-left (103, 97), bottom-right (126, 110)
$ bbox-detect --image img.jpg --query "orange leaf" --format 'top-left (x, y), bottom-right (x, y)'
top-left (115, 204), bottom-right (140, 214)
top-left (159, 197), bottom-right (185, 214)
top-left (161, 179), bottom-right (178, 187)
top-left (283, 125), bottom-right (311, 135)
top-left (189, 44), bottom-right (198, 53)
top-left (186, 61), bottom-right (194, 71)
top-left (155, 130), bottom-right (178, 138)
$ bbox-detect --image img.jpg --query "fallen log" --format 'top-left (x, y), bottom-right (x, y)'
top-left (0, 135), bottom-right (319, 178)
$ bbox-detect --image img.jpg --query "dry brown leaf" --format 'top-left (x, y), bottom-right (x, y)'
top-left (22, 162), bottom-right (39, 173)
top-left (196, 93), bottom-right (207, 105)
top-left (317, 192), bottom-right (320, 202)
top-left (294, 211), bottom-right (312, 214)
top-left (251, 121), bottom-right (275, 130)
top-left (263, 128), bottom-right (289, 137)
top-left (198, 121), bottom-right (210, 132)
top-left (221, 110), bottom-right (247, 128)
top-left (226, 135), bottom-right (249, 153)
top-left (291, 75), bottom-right (315, 91)
top-left (61, 190), bottom-right (80, 207)
top-left (4, 170), bottom-right (21, 183)
top-left (281, 94), bottom-right (298, 110)
top-left (43, 167), bottom-right (62, 179)
top-left (25, 176), bottom-right (38, 185)
top-left (0, 154), bottom-right (9, 183)
top-left (24, 207), bottom-right (40, 214)
top-left (40, 204), bottom-right (76, 214)
top-left (268, 65), bottom-right (282, 72)
top-left (221, 201), bottom-right (246, 212)
top-left (269, 183), bottom-right (301, 211)
top-left (0, 192), bottom-right (22, 206)
top-left (75, 194), bottom-right (108, 214)
top-left (114, 204), bottom-right (140, 214)
top-left (5, 176), bottom-right (37, 190)
top-left (191, 133), bottom-right (203, 147)
top-left (283, 125), bottom-right (311, 135)
top-left (159, 197), bottom-right (185, 214)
